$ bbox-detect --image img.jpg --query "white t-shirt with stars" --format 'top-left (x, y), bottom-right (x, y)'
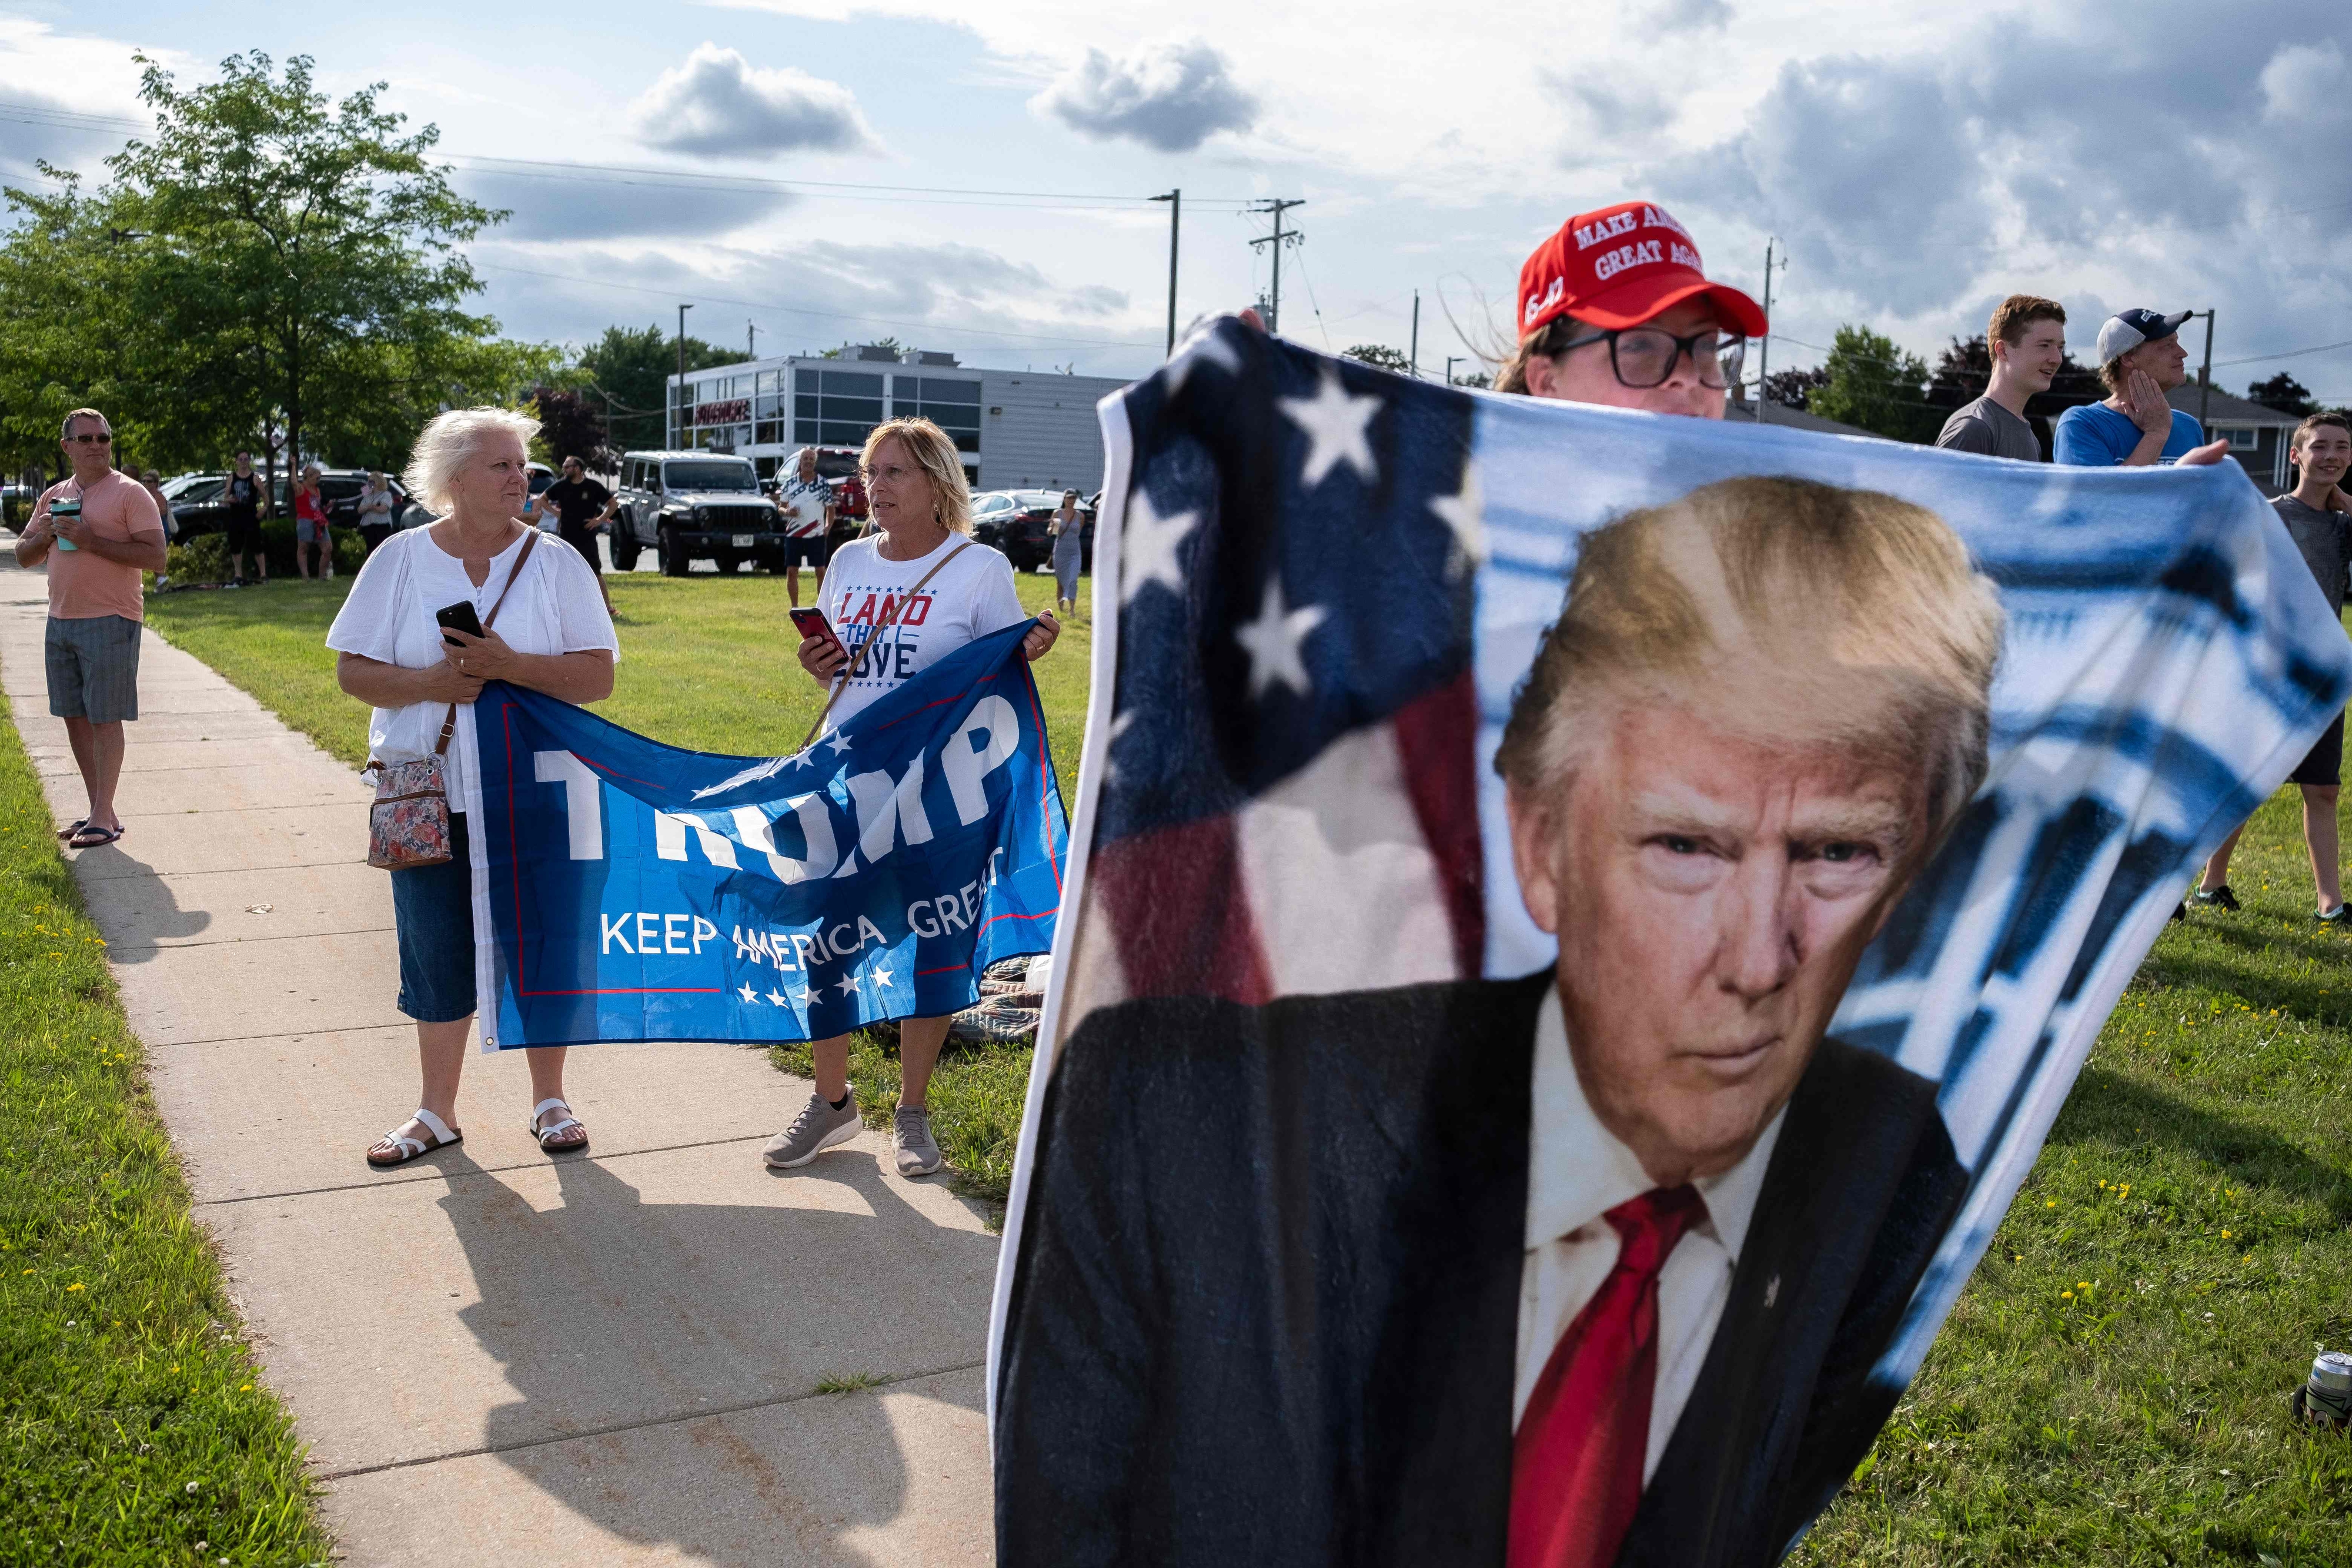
top-left (819, 532), bottom-right (1025, 732)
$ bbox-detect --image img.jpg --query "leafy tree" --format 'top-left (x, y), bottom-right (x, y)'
top-left (2248, 372), bottom-right (2316, 417)
top-left (1762, 366), bottom-right (1830, 413)
top-left (530, 386), bottom-right (610, 469)
top-left (573, 323), bottom-right (737, 452)
top-left (101, 52), bottom-right (519, 486)
top-left (1808, 326), bottom-right (1937, 442)
top-left (1342, 343), bottom-right (1414, 375)
top-left (1452, 370), bottom-right (1492, 389)
top-left (1923, 333), bottom-right (2100, 419)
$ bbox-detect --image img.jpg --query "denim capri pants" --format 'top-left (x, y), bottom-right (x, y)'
top-left (390, 811), bottom-right (476, 1023)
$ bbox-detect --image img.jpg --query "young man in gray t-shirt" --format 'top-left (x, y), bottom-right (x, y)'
top-left (2194, 412), bottom-right (2352, 920)
top-left (1935, 295), bottom-right (2065, 461)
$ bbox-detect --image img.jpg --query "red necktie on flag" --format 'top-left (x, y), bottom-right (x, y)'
top-left (1508, 1183), bottom-right (1708, 1568)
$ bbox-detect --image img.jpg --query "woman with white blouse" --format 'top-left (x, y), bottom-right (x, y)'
top-left (328, 408), bottom-right (620, 1166)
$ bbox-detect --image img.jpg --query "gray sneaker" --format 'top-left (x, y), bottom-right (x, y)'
top-left (893, 1105), bottom-right (943, 1177)
top-left (763, 1090), bottom-right (861, 1168)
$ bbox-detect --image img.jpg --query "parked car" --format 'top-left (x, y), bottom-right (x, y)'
top-left (974, 489), bottom-right (1095, 573)
top-left (613, 450), bottom-right (787, 576)
top-left (522, 460), bottom-right (557, 530)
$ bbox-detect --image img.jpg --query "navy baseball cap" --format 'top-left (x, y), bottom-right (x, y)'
top-left (2095, 308), bottom-right (2192, 365)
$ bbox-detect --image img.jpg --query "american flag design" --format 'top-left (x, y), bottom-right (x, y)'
top-left (987, 315), bottom-right (2352, 1487)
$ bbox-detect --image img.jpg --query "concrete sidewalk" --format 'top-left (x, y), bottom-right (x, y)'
top-left (0, 561), bottom-right (998, 1566)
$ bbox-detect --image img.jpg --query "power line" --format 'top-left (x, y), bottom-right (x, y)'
top-left (471, 259), bottom-right (1161, 352)
top-left (2210, 337), bottom-right (2352, 369)
top-left (0, 100), bottom-right (1259, 212)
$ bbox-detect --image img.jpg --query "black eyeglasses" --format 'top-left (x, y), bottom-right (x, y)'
top-left (1557, 327), bottom-right (1746, 390)
top-left (66, 430), bottom-right (112, 445)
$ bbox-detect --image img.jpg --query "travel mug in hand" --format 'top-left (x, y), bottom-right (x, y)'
top-left (49, 493), bottom-right (79, 550)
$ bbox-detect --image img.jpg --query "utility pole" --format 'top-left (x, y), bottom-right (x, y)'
top-left (1409, 289), bottom-right (1420, 377)
top-left (1247, 198), bottom-right (1305, 335)
top-left (1755, 239), bottom-right (1784, 424)
top-left (1444, 355), bottom-right (1461, 387)
top-left (2198, 309), bottom-right (2216, 432)
top-left (748, 320), bottom-right (757, 360)
top-left (1150, 190), bottom-right (1181, 356)
top-left (675, 303), bottom-right (693, 448)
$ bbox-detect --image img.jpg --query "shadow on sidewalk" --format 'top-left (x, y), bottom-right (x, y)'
top-left (431, 1145), bottom-right (995, 1563)
top-left (68, 841), bottom-right (211, 959)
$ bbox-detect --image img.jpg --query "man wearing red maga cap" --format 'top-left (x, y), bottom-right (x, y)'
top-left (1502, 200), bottom-right (1765, 417)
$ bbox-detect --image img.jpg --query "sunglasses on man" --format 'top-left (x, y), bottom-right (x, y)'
top-left (66, 430), bottom-right (113, 445)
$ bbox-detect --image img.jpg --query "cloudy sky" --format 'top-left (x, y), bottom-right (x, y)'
top-left (3, 0), bottom-right (2348, 401)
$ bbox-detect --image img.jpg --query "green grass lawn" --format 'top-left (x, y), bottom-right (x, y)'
top-left (145, 561), bottom-right (1090, 1211)
top-left (0, 688), bottom-right (330, 1566)
top-left (147, 565), bottom-right (2352, 1554)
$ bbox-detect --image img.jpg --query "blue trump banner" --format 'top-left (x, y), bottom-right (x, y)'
top-left (463, 619), bottom-right (1067, 1050)
top-left (989, 320), bottom-right (2352, 1567)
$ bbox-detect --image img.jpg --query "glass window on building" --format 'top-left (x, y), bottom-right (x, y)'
top-left (792, 369), bottom-right (887, 450)
top-left (907, 377), bottom-right (982, 452)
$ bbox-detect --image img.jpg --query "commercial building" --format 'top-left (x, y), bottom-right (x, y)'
top-left (666, 346), bottom-right (1132, 493)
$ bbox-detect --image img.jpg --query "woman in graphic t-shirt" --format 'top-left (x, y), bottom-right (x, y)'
top-left (766, 416), bottom-right (1059, 1180)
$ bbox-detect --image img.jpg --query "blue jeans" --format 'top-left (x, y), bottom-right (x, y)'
top-left (391, 812), bottom-right (476, 1023)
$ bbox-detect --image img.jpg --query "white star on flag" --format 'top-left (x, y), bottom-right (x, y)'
top-left (1429, 466), bottom-right (1485, 579)
top-left (1164, 325), bottom-right (1242, 396)
top-left (1120, 489), bottom-right (1200, 607)
top-left (738, 982), bottom-right (759, 1003)
top-left (871, 965), bottom-right (895, 987)
top-left (836, 972), bottom-right (861, 998)
top-left (1100, 708), bottom-right (1136, 785)
top-left (767, 988), bottom-right (791, 1007)
top-left (826, 730), bottom-right (853, 757)
top-left (1235, 577), bottom-right (1327, 700)
top-left (1278, 366), bottom-right (1381, 488)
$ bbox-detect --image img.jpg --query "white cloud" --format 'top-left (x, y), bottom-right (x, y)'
top-left (1031, 38), bottom-right (1257, 153)
top-left (628, 44), bottom-right (879, 160)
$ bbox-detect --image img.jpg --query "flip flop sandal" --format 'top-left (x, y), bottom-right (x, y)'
top-left (68, 824), bottom-right (125, 849)
top-left (55, 818), bottom-right (85, 840)
top-left (530, 1098), bottom-right (590, 1154)
top-left (366, 1107), bottom-right (462, 1168)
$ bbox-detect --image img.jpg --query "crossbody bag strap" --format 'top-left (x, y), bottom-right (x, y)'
top-left (432, 527), bottom-right (546, 758)
top-left (796, 539), bottom-right (974, 754)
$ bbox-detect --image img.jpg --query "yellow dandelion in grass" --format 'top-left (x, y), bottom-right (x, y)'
top-left (2077, 1281), bottom-right (2091, 1290)
top-left (168, 1364), bottom-right (178, 1373)
top-left (66, 1282), bottom-right (82, 1292)
top-left (2222, 1229), bottom-right (2233, 1239)
top-left (2045, 1199), bottom-right (2057, 1208)
top-left (2062, 1290), bottom-right (2076, 1300)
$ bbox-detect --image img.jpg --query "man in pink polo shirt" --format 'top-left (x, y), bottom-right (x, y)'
top-left (14, 407), bottom-right (169, 849)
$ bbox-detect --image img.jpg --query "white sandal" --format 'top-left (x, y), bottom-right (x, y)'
top-left (530, 1097), bottom-right (589, 1153)
top-left (366, 1106), bottom-right (461, 1168)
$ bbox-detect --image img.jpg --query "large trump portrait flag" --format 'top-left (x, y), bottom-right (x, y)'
top-left (987, 320), bottom-right (2352, 1567)
top-left (462, 620), bottom-right (1067, 1050)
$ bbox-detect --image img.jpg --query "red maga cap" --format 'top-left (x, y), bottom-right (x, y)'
top-left (1518, 200), bottom-right (1767, 340)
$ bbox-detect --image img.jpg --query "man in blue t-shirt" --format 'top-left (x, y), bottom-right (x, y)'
top-left (2054, 308), bottom-right (2210, 466)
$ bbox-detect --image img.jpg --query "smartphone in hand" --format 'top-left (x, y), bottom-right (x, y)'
top-left (436, 600), bottom-right (485, 647)
top-left (790, 607), bottom-right (850, 670)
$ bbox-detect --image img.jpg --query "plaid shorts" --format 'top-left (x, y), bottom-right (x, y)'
top-left (45, 614), bottom-right (142, 724)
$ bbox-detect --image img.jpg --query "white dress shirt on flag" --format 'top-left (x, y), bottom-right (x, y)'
top-left (1516, 987), bottom-right (1786, 1481)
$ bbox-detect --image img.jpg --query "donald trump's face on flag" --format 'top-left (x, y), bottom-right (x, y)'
top-left (1497, 477), bottom-right (2004, 1189)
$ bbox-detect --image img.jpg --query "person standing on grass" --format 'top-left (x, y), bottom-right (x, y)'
top-left (765, 416), bottom-right (1060, 1179)
top-left (1048, 488), bottom-right (1084, 617)
top-left (1936, 295), bottom-right (2065, 460)
top-left (355, 469), bottom-right (397, 556)
top-left (328, 407), bottom-right (619, 1167)
top-left (776, 446), bottom-right (834, 608)
top-left (293, 464), bottom-right (332, 581)
top-left (2054, 309), bottom-right (2209, 467)
top-left (542, 454), bottom-right (619, 617)
top-left (13, 408), bottom-right (169, 851)
top-left (223, 450), bottom-right (265, 587)
top-left (2191, 412), bottom-right (2352, 922)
